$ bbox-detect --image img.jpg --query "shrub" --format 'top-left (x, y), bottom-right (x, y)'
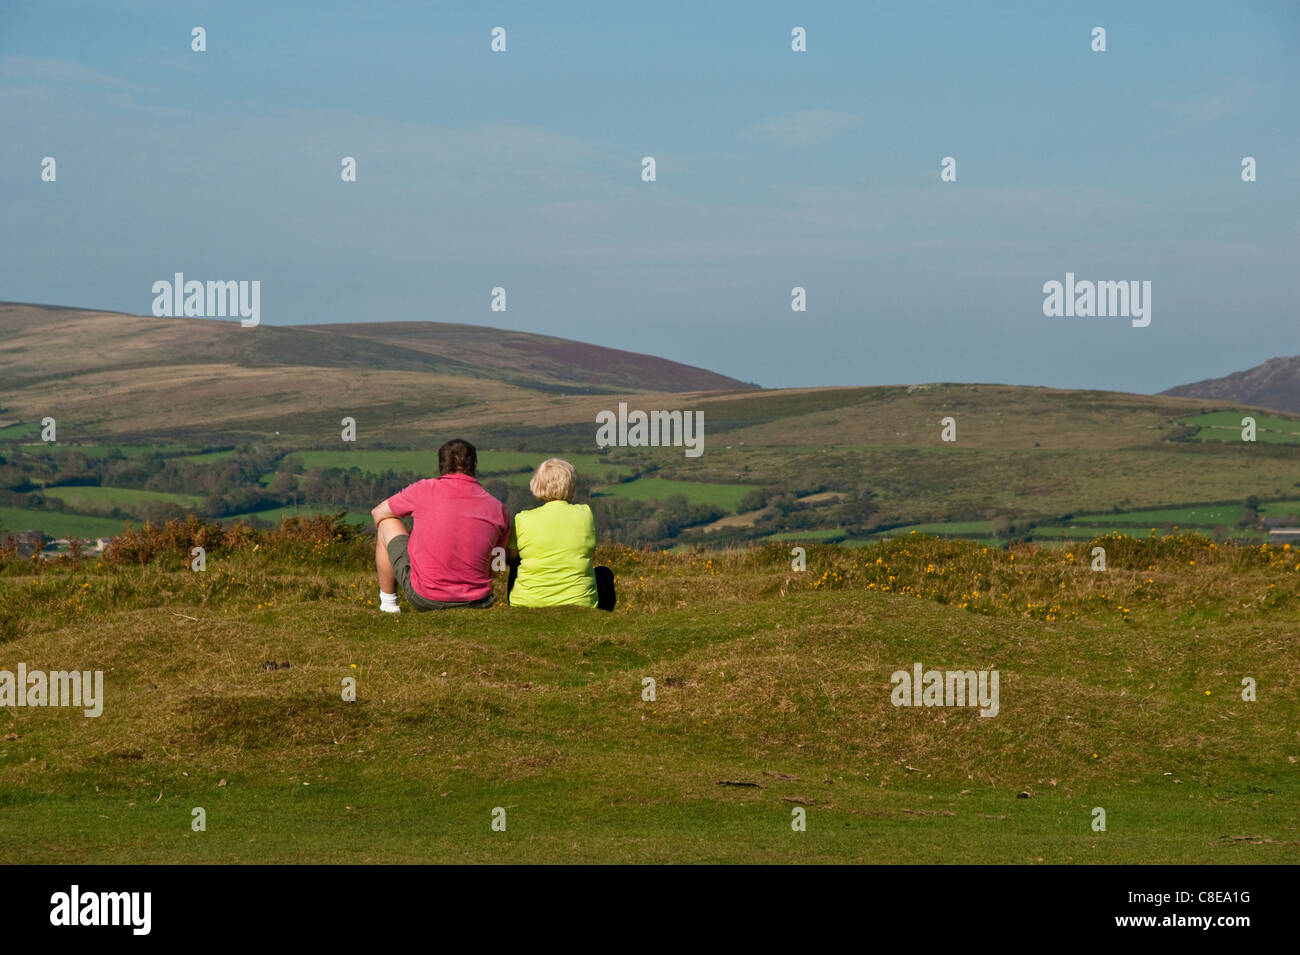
top-left (105, 514), bottom-right (227, 567)
top-left (101, 512), bottom-right (359, 567)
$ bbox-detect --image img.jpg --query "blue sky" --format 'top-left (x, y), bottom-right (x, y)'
top-left (2, 0), bottom-right (1296, 391)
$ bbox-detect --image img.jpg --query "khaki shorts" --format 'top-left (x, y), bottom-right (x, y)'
top-left (387, 535), bottom-right (494, 611)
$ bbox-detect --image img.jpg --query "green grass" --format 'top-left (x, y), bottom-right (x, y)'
top-left (593, 477), bottom-right (757, 511)
top-left (0, 421), bottom-right (40, 440)
top-left (1180, 411), bottom-right (1300, 444)
top-left (876, 520), bottom-right (995, 538)
top-left (1, 535), bottom-right (1295, 863)
top-left (764, 528), bottom-right (845, 541)
top-left (0, 505), bottom-right (126, 538)
top-left (40, 486), bottom-right (204, 511)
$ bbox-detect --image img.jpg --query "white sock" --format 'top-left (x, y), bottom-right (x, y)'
top-left (379, 590), bottom-right (401, 613)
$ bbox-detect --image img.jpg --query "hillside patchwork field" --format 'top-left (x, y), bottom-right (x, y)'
top-left (2, 302), bottom-right (1298, 552)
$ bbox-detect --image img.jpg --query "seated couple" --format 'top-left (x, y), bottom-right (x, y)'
top-left (371, 439), bottom-right (615, 613)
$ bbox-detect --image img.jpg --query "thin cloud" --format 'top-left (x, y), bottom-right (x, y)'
top-left (1152, 93), bottom-right (1233, 124)
top-left (1150, 85), bottom-right (1252, 131)
top-left (753, 109), bottom-right (860, 147)
top-left (0, 55), bottom-right (151, 92)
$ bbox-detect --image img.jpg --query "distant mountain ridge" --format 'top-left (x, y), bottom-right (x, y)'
top-left (0, 302), bottom-right (755, 395)
top-left (1161, 356), bottom-right (1300, 414)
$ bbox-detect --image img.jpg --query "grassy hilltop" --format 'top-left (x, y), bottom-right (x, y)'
top-left (0, 523), bottom-right (1296, 863)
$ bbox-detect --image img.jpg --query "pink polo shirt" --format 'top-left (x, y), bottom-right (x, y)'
top-left (386, 473), bottom-right (509, 602)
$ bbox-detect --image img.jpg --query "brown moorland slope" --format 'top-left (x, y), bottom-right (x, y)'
top-left (0, 302), bottom-right (755, 441)
top-left (304, 320), bottom-right (756, 394)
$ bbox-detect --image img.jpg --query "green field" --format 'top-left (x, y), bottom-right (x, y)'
top-left (0, 505), bottom-right (126, 538)
top-left (1, 532), bottom-right (1295, 863)
top-left (593, 477), bottom-right (757, 511)
top-left (41, 486), bottom-right (204, 511)
top-left (764, 528), bottom-right (845, 541)
top-left (826, 498), bottom-right (1300, 546)
top-left (177, 449), bottom-right (238, 463)
top-left (1180, 411), bottom-right (1300, 444)
top-left (871, 516), bottom-right (1273, 543)
top-left (877, 520), bottom-right (996, 538)
top-left (1072, 500), bottom-right (1300, 527)
top-left (1027, 525), bottom-right (1263, 542)
top-left (0, 421), bottom-right (40, 440)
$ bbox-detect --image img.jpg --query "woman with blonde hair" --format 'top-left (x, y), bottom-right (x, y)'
top-left (506, 458), bottom-right (615, 610)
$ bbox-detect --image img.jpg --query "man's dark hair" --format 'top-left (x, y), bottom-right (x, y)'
top-left (438, 438), bottom-right (477, 476)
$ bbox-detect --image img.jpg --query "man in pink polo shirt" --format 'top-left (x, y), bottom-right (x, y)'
top-left (370, 438), bottom-right (509, 612)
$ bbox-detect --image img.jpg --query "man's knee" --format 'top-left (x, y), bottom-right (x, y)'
top-left (376, 517), bottom-right (408, 548)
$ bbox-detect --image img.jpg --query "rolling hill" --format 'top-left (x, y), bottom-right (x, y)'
top-left (1161, 355), bottom-right (1300, 414)
top-left (0, 302), bottom-right (755, 440)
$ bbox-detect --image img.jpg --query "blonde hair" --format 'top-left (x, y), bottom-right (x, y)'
top-left (529, 458), bottom-right (577, 503)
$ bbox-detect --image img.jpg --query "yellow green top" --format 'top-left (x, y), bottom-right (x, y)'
top-left (508, 501), bottom-right (598, 608)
